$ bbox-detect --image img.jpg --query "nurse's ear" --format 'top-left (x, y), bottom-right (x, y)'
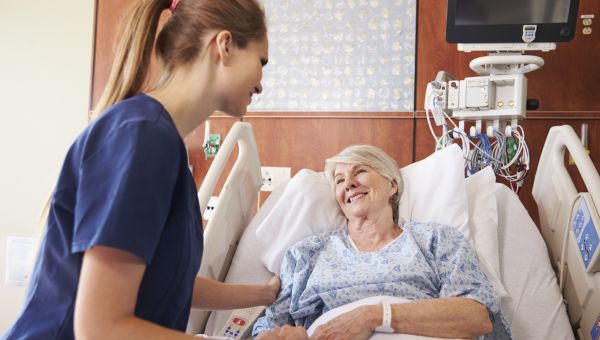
top-left (214, 30), bottom-right (233, 66)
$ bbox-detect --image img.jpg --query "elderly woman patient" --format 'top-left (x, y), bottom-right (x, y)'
top-left (253, 145), bottom-right (511, 340)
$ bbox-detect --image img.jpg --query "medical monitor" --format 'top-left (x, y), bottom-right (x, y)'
top-left (446, 0), bottom-right (580, 44)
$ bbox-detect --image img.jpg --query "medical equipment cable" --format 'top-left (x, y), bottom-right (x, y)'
top-left (425, 81), bottom-right (531, 190)
top-left (424, 88), bottom-right (443, 149)
top-left (491, 130), bottom-right (507, 172)
top-left (438, 110), bottom-right (506, 173)
top-left (426, 87), bottom-right (502, 165)
top-left (440, 109), bottom-right (502, 164)
top-left (497, 126), bottom-right (530, 191)
top-left (454, 122), bottom-right (527, 189)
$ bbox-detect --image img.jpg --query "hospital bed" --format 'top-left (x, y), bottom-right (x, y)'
top-left (186, 122), bottom-right (599, 339)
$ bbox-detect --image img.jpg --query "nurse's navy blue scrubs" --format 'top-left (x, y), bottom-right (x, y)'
top-left (3, 94), bottom-right (203, 339)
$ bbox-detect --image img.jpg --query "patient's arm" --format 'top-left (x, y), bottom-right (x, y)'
top-left (388, 297), bottom-right (491, 338)
top-left (253, 249), bottom-right (301, 336)
top-left (256, 325), bottom-right (309, 340)
top-left (191, 275), bottom-right (280, 310)
top-left (312, 297), bottom-right (490, 340)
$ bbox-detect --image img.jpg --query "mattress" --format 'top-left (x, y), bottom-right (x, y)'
top-left (495, 183), bottom-right (573, 339)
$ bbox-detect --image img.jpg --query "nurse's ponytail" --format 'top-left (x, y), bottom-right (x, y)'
top-left (93, 0), bottom-right (170, 118)
top-left (93, 0), bottom-right (266, 118)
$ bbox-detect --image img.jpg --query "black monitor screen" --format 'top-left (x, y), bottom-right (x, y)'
top-left (447, 0), bottom-right (579, 43)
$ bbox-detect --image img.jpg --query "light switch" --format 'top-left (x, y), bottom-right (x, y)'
top-left (5, 236), bottom-right (37, 286)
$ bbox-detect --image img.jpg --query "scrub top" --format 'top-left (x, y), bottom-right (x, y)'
top-left (3, 94), bottom-right (203, 339)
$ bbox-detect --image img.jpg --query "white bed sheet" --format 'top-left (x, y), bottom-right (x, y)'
top-left (204, 182), bottom-right (573, 339)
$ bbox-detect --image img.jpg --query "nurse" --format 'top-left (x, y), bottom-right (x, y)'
top-left (3, 0), bottom-right (278, 339)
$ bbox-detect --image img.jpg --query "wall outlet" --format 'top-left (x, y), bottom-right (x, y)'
top-left (261, 167), bottom-right (291, 192)
top-left (5, 236), bottom-right (37, 286)
top-left (203, 196), bottom-right (219, 220)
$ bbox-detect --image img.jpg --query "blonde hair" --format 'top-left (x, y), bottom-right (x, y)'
top-left (325, 145), bottom-right (403, 225)
top-left (93, 0), bottom-right (267, 117)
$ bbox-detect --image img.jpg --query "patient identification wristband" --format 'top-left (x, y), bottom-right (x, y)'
top-left (375, 301), bottom-right (394, 333)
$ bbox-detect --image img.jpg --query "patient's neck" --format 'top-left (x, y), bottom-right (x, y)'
top-left (347, 218), bottom-right (402, 252)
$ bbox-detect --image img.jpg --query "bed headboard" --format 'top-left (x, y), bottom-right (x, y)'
top-left (186, 121), bottom-right (263, 335)
top-left (532, 125), bottom-right (600, 340)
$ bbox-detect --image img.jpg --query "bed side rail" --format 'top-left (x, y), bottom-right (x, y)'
top-left (187, 121), bottom-right (262, 335)
top-left (532, 125), bottom-right (600, 340)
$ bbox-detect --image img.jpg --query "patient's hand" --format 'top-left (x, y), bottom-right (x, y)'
top-left (264, 275), bottom-right (281, 305)
top-left (256, 325), bottom-right (308, 340)
top-left (312, 305), bottom-right (375, 340)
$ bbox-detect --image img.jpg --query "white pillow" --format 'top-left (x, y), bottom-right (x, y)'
top-left (255, 145), bottom-right (470, 274)
top-left (398, 144), bottom-right (470, 240)
top-left (465, 167), bottom-right (507, 297)
top-left (255, 169), bottom-right (346, 274)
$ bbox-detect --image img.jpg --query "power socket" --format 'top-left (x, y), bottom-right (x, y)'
top-left (261, 167), bottom-right (291, 192)
top-left (203, 196), bottom-right (219, 220)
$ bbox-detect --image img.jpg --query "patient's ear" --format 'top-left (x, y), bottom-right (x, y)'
top-left (389, 180), bottom-right (398, 197)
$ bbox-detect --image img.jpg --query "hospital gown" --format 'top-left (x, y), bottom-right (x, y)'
top-left (253, 221), bottom-right (511, 339)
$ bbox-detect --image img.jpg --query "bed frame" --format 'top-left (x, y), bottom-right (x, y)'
top-left (533, 125), bottom-right (600, 340)
top-left (187, 122), bottom-right (600, 339)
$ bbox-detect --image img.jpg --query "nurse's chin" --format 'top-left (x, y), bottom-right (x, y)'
top-left (216, 107), bottom-right (247, 118)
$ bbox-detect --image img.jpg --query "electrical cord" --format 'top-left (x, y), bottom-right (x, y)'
top-left (425, 81), bottom-right (531, 191)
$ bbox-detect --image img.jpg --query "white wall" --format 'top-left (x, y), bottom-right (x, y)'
top-left (0, 0), bottom-right (94, 332)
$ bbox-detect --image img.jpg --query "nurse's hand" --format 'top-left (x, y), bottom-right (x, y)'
top-left (256, 325), bottom-right (308, 340)
top-left (311, 305), bottom-right (375, 340)
top-left (263, 275), bottom-right (281, 305)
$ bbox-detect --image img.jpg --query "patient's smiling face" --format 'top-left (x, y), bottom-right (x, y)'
top-left (334, 163), bottom-right (397, 222)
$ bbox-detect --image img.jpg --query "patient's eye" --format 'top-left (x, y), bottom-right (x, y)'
top-left (336, 178), bottom-right (344, 185)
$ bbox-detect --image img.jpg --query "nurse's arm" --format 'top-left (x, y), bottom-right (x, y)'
top-left (192, 275), bottom-right (280, 310)
top-left (74, 246), bottom-right (196, 340)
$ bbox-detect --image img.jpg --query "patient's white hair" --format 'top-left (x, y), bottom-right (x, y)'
top-left (324, 145), bottom-right (403, 226)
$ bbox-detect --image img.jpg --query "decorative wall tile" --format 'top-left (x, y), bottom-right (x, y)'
top-left (248, 0), bottom-right (416, 112)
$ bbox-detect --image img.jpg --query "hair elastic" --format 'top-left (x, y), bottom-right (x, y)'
top-left (169, 0), bottom-right (180, 12)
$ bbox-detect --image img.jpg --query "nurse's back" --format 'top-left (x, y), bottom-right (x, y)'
top-left (3, 95), bottom-right (203, 339)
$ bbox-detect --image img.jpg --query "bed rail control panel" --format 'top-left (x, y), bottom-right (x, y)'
top-left (219, 306), bottom-right (265, 339)
top-left (592, 313), bottom-right (600, 340)
top-left (572, 194), bottom-right (600, 273)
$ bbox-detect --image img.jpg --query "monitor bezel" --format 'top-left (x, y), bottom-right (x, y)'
top-left (446, 0), bottom-right (580, 43)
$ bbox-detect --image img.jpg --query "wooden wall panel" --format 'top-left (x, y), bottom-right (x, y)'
top-left (91, 0), bottom-right (166, 110)
top-left (185, 116), bottom-right (414, 190)
top-left (416, 0), bottom-right (600, 112)
top-left (91, 0), bottom-right (135, 108)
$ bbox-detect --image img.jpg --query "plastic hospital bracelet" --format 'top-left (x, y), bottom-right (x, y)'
top-left (375, 300), bottom-right (394, 333)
